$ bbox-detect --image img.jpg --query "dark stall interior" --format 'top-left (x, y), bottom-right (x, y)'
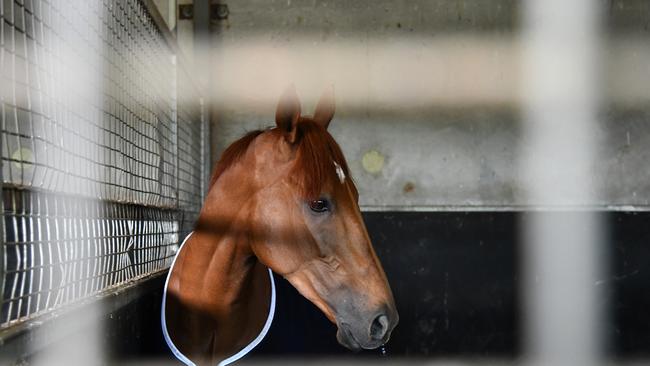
top-left (103, 212), bottom-right (650, 363)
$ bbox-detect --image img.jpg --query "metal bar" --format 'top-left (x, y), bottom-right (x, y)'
top-left (200, 98), bottom-right (204, 199)
top-left (521, 0), bottom-right (605, 364)
top-left (172, 54), bottom-right (180, 212)
top-left (0, 69), bottom-right (5, 331)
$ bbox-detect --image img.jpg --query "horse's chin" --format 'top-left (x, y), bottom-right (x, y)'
top-left (336, 324), bottom-right (361, 351)
top-left (336, 323), bottom-right (385, 352)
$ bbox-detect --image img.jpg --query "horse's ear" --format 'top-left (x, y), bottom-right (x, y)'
top-left (313, 86), bottom-right (335, 130)
top-left (276, 84), bottom-right (301, 144)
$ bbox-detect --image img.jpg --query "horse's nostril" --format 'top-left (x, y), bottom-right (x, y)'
top-left (369, 314), bottom-right (389, 340)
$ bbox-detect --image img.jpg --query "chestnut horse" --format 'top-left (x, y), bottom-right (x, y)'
top-left (162, 86), bottom-right (398, 365)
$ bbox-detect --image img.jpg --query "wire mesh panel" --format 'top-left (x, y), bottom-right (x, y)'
top-left (1, 188), bottom-right (178, 324)
top-left (0, 0), bottom-right (208, 327)
top-left (1, 0), bottom-right (177, 206)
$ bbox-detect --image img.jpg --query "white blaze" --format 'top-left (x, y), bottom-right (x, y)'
top-left (333, 161), bottom-right (346, 184)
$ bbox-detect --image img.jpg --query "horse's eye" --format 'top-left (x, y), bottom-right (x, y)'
top-left (308, 199), bottom-right (330, 213)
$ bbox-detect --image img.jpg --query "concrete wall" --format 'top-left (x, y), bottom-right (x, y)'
top-left (205, 0), bottom-right (650, 210)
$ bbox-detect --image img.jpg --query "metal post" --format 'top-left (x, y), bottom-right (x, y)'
top-left (521, 0), bottom-right (605, 364)
top-left (0, 83), bottom-right (5, 326)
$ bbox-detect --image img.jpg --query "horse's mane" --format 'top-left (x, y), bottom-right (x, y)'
top-left (208, 120), bottom-right (352, 200)
top-left (208, 130), bottom-right (264, 188)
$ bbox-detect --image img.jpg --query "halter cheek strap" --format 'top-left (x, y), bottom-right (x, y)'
top-left (161, 232), bottom-right (277, 366)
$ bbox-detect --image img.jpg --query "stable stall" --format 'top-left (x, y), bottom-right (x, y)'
top-left (1, 0), bottom-right (650, 365)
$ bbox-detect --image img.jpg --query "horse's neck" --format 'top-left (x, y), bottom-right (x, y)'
top-left (189, 174), bottom-right (260, 315)
top-left (168, 176), bottom-right (270, 359)
top-left (180, 230), bottom-right (253, 314)
top-left (165, 148), bottom-right (274, 363)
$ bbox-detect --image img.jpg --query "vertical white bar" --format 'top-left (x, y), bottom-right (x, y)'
top-left (31, 0), bottom-right (106, 365)
top-left (521, 0), bottom-right (604, 365)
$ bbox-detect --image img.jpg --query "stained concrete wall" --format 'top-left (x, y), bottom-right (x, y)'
top-left (205, 0), bottom-right (650, 210)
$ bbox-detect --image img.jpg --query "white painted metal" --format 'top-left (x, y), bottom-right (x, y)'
top-left (521, 0), bottom-right (605, 364)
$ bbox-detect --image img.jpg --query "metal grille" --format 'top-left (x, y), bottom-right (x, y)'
top-left (1, 0), bottom-right (177, 205)
top-left (0, 0), bottom-right (208, 327)
top-left (1, 188), bottom-right (178, 323)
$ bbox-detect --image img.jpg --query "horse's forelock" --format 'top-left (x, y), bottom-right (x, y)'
top-left (208, 122), bottom-right (351, 199)
top-left (291, 120), bottom-right (352, 200)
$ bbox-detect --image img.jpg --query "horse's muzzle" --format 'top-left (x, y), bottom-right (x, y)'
top-left (335, 307), bottom-right (399, 351)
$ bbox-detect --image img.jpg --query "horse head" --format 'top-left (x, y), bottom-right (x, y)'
top-left (248, 85), bottom-right (399, 350)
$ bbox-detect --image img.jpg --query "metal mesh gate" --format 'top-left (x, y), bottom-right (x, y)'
top-left (0, 0), bottom-right (208, 327)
